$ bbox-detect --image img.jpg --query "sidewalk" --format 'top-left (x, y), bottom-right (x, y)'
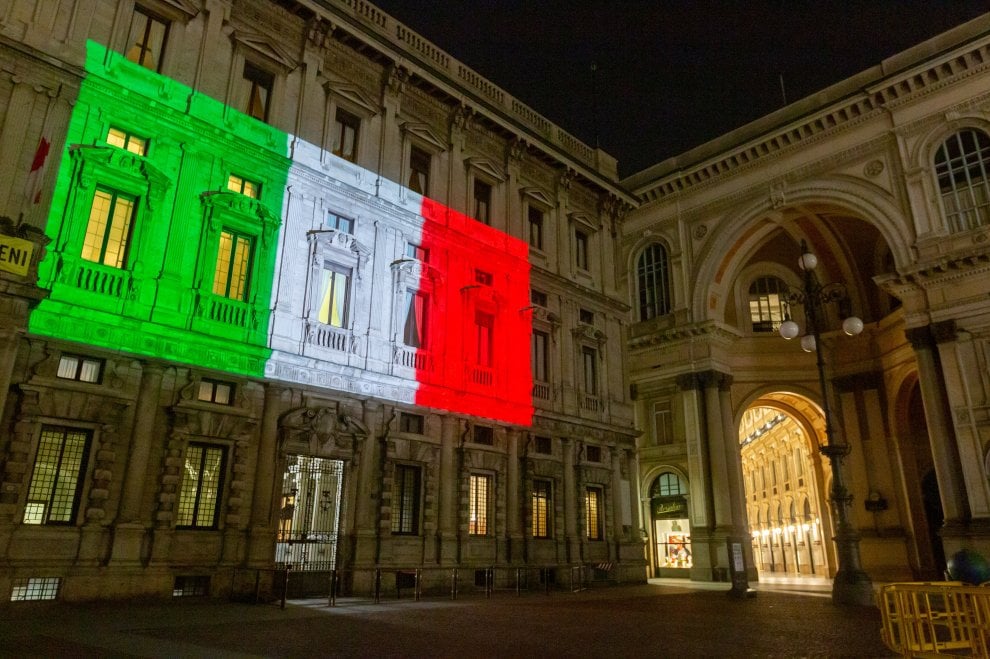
top-left (0, 581), bottom-right (892, 657)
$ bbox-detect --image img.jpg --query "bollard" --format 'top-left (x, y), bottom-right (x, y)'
top-left (374, 567), bottom-right (381, 604)
top-left (327, 569), bottom-right (337, 607)
top-left (281, 566), bottom-right (290, 610)
top-left (415, 568), bottom-right (422, 602)
top-left (451, 568), bottom-right (458, 600)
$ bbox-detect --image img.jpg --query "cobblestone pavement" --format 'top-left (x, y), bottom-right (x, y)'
top-left (0, 581), bottom-right (892, 658)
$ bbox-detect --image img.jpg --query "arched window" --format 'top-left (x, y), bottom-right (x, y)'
top-left (637, 243), bottom-right (671, 321)
top-left (650, 472), bottom-right (687, 498)
top-left (748, 276), bottom-right (789, 333)
top-left (934, 128), bottom-right (990, 232)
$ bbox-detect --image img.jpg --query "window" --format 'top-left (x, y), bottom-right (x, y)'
top-left (652, 472), bottom-right (687, 497)
top-left (574, 229), bottom-right (589, 270)
top-left (935, 129), bottom-right (990, 231)
top-left (406, 242), bottom-right (429, 262)
top-left (403, 290), bottom-right (428, 348)
top-left (749, 276), bottom-right (789, 333)
top-left (654, 400), bottom-right (673, 445)
top-left (332, 107), bottom-right (360, 162)
top-left (212, 229), bottom-right (252, 301)
top-left (582, 346), bottom-right (598, 395)
top-left (198, 379), bottom-right (234, 405)
top-left (326, 212), bottom-right (354, 234)
top-left (531, 330), bottom-right (549, 382)
top-left (227, 174), bottom-right (259, 199)
top-left (125, 6), bottom-right (168, 72)
top-left (579, 308), bottom-right (594, 325)
top-left (242, 61), bottom-right (273, 122)
top-left (10, 577), bottom-right (61, 602)
top-left (473, 426), bottom-right (494, 445)
top-left (637, 242), bottom-right (671, 321)
top-left (475, 311), bottom-right (494, 367)
top-left (399, 412), bottom-right (424, 434)
top-left (473, 179), bottom-right (492, 225)
top-left (56, 354), bottom-right (103, 383)
top-left (176, 443), bottom-right (226, 528)
top-left (392, 464), bottom-right (421, 534)
top-left (408, 145), bottom-right (431, 195)
top-left (532, 479), bottom-right (552, 538)
top-left (23, 425), bottom-right (91, 525)
top-left (530, 288), bottom-right (548, 307)
top-left (317, 263), bottom-right (351, 328)
top-left (468, 474), bottom-right (491, 535)
top-left (585, 445), bottom-right (602, 463)
top-left (534, 436), bottom-right (552, 455)
top-left (475, 270), bottom-right (493, 286)
top-left (528, 206), bottom-right (545, 250)
top-left (82, 188), bottom-right (135, 268)
top-left (106, 127), bottom-right (147, 155)
top-left (585, 486), bottom-right (604, 540)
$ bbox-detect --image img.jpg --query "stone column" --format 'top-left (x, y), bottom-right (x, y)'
top-left (506, 427), bottom-right (522, 562)
top-left (611, 444), bottom-right (624, 555)
top-left (437, 415), bottom-right (459, 564)
top-left (627, 448), bottom-right (643, 539)
top-left (245, 384), bottom-right (286, 565)
top-left (562, 437), bottom-right (578, 563)
top-left (700, 371), bottom-right (732, 529)
top-left (905, 325), bottom-right (969, 525)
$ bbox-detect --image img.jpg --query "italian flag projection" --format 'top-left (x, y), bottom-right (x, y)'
top-left (30, 40), bottom-right (533, 426)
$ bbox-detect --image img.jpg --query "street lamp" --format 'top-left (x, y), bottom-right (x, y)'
top-left (778, 240), bottom-right (873, 606)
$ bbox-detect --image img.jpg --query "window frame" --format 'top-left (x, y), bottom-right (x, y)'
top-left (212, 228), bottom-right (253, 301)
top-left (468, 473), bottom-right (493, 536)
top-left (332, 106), bottom-right (361, 163)
top-left (391, 464), bottom-right (422, 535)
top-left (315, 261), bottom-right (352, 329)
top-left (408, 145), bottom-right (432, 196)
top-left (22, 425), bottom-right (92, 526)
top-left (242, 59), bottom-right (274, 123)
top-left (56, 354), bottom-right (104, 384)
top-left (636, 242), bottom-right (672, 321)
top-left (197, 378), bottom-right (235, 405)
top-left (934, 128), bottom-right (990, 232)
top-left (473, 178), bottom-right (493, 226)
top-left (124, 5), bottom-right (170, 73)
top-left (82, 187), bottom-right (137, 269)
top-left (106, 126), bottom-right (148, 156)
top-left (585, 485), bottom-right (604, 541)
top-left (175, 442), bottom-right (228, 530)
top-left (574, 228), bottom-right (589, 271)
top-left (581, 345), bottom-right (598, 396)
top-left (532, 478), bottom-right (552, 538)
top-left (748, 276), bottom-right (790, 333)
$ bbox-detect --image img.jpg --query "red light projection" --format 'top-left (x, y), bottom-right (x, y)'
top-left (410, 198), bottom-right (533, 426)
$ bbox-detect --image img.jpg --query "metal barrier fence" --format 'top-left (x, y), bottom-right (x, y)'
top-left (880, 581), bottom-right (990, 657)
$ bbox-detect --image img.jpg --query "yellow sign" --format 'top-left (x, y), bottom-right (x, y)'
top-left (0, 234), bottom-right (34, 276)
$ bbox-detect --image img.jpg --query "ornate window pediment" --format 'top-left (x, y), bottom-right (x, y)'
top-left (571, 324), bottom-right (606, 347)
top-left (521, 186), bottom-right (554, 208)
top-left (72, 145), bottom-right (171, 210)
top-left (229, 28), bottom-right (297, 72)
top-left (200, 190), bottom-right (279, 247)
top-left (465, 156), bottom-right (506, 183)
top-left (308, 229), bottom-right (369, 276)
top-left (323, 80), bottom-right (379, 115)
top-left (400, 122), bottom-right (447, 151)
top-left (568, 211), bottom-right (599, 233)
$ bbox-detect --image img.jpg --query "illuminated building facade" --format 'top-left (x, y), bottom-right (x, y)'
top-left (0, 0), bottom-right (640, 601)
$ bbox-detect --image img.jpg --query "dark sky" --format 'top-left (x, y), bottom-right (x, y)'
top-left (370, 1), bottom-right (989, 177)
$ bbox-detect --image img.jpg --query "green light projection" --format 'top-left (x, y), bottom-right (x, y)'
top-left (29, 41), bottom-right (290, 377)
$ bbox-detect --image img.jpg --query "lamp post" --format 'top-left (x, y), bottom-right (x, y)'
top-left (778, 240), bottom-right (873, 606)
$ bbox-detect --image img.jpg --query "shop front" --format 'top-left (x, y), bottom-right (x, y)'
top-left (652, 495), bottom-right (692, 577)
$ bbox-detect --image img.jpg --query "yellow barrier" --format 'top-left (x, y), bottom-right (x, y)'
top-left (880, 582), bottom-right (990, 657)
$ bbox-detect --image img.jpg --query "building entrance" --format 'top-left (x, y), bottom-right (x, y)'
top-left (275, 455), bottom-right (344, 571)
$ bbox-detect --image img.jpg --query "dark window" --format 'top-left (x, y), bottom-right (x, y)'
top-left (406, 242), bottom-right (429, 262)
top-left (749, 276), bottom-right (789, 333)
top-left (475, 270), bottom-right (493, 286)
top-left (473, 426), bottom-right (494, 445)
top-left (530, 289), bottom-right (548, 307)
top-left (403, 290), bottom-right (428, 348)
top-left (531, 330), bottom-right (549, 382)
top-left (474, 179), bottom-right (492, 225)
top-left (579, 308), bottom-right (594, 325)
top-left (399, 412), bottom-right (424, 434)
top-left (534, 436), bottom-right (552, 454)
top-left (198, 379), bottom-right (234, 405)
top-left (56, 354), bottom-right (103, 384)
top-left (475, 311), bottom-right (494, 367)
top-left (637, 242), bottom-right (671, 321)
top-left (532, 479), bottom-right (552, 538)
top-left (582, 346), bottom-right (598, 395)
top-left (332, 108), bottom-right (360, 162)
top-left (575, 229), bottom-right (589, 270)
top-left (585, 445), bottom-right (602, 462)
top-left (243, 61), bottom-right (274, 122)
top-left (392, 464), bottom-right (421, 534)
top-left (23, 426), bottom-right (91, 525)
top-left (408, 146), bottom-right (431, 195)
top-left (176, 443), bottom-right (227, 529)
top-left (125, 6), bottom-right (169, 72)
top-left (935, 129), bottom-right (990, 231)
top-left (528, 206), bottom-right (544, 250)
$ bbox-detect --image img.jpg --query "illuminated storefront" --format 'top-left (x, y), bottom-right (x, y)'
top-left (650, 472), bottom-right (692, 575)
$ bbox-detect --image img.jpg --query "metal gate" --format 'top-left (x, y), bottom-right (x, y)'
top-left (276, 456), bottom-right (344, 583)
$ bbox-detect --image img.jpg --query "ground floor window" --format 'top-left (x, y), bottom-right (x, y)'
top-left (276, 455), bottom-right (344, 570)
top-left (655, 518), bottom-right (692, 569)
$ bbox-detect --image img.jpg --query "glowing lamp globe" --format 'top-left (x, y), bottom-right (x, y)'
top-left (779, 320), bottom-right (800, 340)
top-left (798, 252), bottom-right (818, 271)
top-left (947, 549), bottom-right (990, 585)
top-left (842, 316), bottom-right (864, 336)
top-left (800, 335), bottom-right (817, 352)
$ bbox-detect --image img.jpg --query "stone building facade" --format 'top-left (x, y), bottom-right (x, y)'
top-left (0, 0), bottom-right (641, 602)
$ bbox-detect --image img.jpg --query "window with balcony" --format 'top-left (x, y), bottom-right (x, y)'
top-left (582, 346), bottom-right (598, 396)
top-left (332, 107), bottom-right (360, 162)
top-left (935, 128), bottom-right (990, 232)
top-left (637, 242), bottom-right (671, 321)
top-left (392, 464), bottom-right (421, 535)
top-left (532, 479), bottom-right (552, 538)
top-left (475, 311), bottom-right (494, 368)
top-left (22, 425), bottom-right (91, 525)
top-left (748, 276), bottom-right (789, 333)
top-left (531, 330), bottom-right (549, 384)
top-left (468, 473), bottom-right (492, 535)
top-left (403, 290), bottom-right (428, 348)
top-left (82, 188), bottom-right (136, 268)
top-left (176, 442), bottom-right (226, 529)
top-left (316, 263), bottom-right (351, 328)
top-left (125, 6), bottom-right (169, 72)
top-left (212, 229), bottom-right (252, 301)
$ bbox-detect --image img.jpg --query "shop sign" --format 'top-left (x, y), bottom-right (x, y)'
top-left (0, 234), bottom-right (33, 276)
top-left (652, 496), bottom-right (687, 518)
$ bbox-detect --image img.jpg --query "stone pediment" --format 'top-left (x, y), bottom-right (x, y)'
top-left (324, 81), bottom-right (379, 115)
top-left (521, 186), bottom-right (554, 208)
top-left (568, 211), bottom-right (600, 232)
top-left (231, 29), bottom-right (297, 71)
top-left (400, 122), bottom-right (447, 151)
top-left (465, 156), bottom-right (506, 182)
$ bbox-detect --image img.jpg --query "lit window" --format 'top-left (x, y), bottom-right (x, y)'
top-left (531, 330), bottom-right (548, 382)
top-left (532, 479), bottom-right (552, 538)
top-left (408, 146), bottom-right (430, 195)
top-left (392, 464), bottom-right (421, 535)
top-left (125, 6), bottom-right (169, 72)
top-left (82, 188), bottom-right (135, 268)
top-left (473, 426), bottom-right (494, 445)
top-left (332, 107), bottom-right (360, 162)
top-left (575, 229), bottom-right (589, 271)
top-left (56, 354), bottom-right (103, 383)
top-left (748, 276), bottom-right (789, 333)
top-left (326, 212), bottom-right (354, 234)
top-left (473, 179), bottom-right (492, 225)
top-left (106, 127), bottom-right (147, 155)
top-left (637, 242), bottom-right (671, 321)
top-left (399, 412), bottom-right (424, 434)
top-left (242, 61), bottom-right (273, 122)
top-left (212, 229), bottom-right (252, 301)
top-left (176, 443), bottom-right (226, 528)
top-left (475, 311), bottom-right (494, 367)
top-left (405, 242), bottom-right (428, 262)
top-left (23, 425), bottom-right (91, 525)
top-left (528, 206), bottom-right (544, 250)
top-left (935, 128), bottom-right (990, 232)
top-left (582, 346), bottom-right (598, 396)
top-left (585, 486), bottom-right (603, 540)
top-left (10, 577), bottom-right (61, 602)
top-left (227, 174), bottom-right (259, 199)
top-left (468, 474), bottom-right (491, 535)
top-left (403, 290), bottom-right (428, 348)
top-left (317, 263), bottom-right (351, 328)
top-left (198, 379), bottom-right (234, 405)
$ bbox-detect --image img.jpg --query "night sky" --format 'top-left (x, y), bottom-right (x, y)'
top-left (370, 1), bottom-right (989, 177)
